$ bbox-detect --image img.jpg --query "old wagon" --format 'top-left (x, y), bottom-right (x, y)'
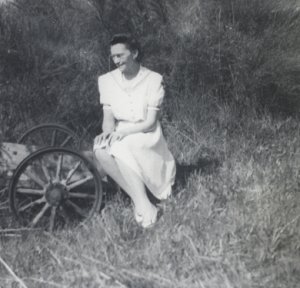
top-left (0, 124), bottom-right (103, 232)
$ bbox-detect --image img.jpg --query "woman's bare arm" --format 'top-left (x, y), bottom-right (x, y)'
top-left (102, 108), bottom-right (116, 133)
top-left (94, 108), bottom-right (115, 146)
top-left (117, 109), bottom-right (159, 135)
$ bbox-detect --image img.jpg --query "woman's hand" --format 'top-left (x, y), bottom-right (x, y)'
top-left (94, 131), bottom-right (127, 148)
top-left (94, 132), bottom-right (110, 147)
top-left (107, 131), bottom-right (127, 146)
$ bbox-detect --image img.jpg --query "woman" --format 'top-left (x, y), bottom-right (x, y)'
top-left (93, 34), bottom-right (176, 228)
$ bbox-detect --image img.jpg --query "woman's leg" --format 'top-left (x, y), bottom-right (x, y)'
top-left (94, 149), bottom-right (154, 213)
top-left (114, 157), bottom-right (155, 212)
top-left (83, 151), bottom-right (106, 178)
top-left (94, 149), bottom-right (130, 193)
top-left (114, 157), bottom-right (158, 227)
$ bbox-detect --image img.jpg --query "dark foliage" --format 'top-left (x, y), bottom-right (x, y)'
top-left (0, 0), bottom-right (299, 141)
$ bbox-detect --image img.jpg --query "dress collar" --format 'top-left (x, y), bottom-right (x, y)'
top-left (109, 66), bottom-right (151, 91)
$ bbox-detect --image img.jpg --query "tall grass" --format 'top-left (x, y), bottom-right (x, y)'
top-left (1, 112), bottom-right (299, 287)
top-left (0, 0), bottom-right (299, 140)
top-left (0, 0), bottom-right (300, 287)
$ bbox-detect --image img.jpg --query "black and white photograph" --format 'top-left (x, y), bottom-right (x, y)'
top-left (0, 0), bottom-right (299, 287)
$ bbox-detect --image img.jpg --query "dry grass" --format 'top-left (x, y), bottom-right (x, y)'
top-left (0, 0), bottom-right (300, 287)
top-left (1, 100), bottom-right (300, 287)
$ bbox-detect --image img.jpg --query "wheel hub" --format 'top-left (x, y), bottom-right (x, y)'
top-left (45, 182), bottom-right (67, 206)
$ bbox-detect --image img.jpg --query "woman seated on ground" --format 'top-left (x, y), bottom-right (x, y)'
top-left (93, 34), bottom-right (176, 228)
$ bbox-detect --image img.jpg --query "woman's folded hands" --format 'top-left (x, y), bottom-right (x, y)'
top-left (94, 131), bottom-right (127, 148)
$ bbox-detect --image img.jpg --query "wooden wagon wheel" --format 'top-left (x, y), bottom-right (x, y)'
top-left (9, 147), bottom-right (102, 231)
top-left (18, 123), bottom-right (80, 149)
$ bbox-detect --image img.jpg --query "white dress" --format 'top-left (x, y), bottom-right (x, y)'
top-left (94, 66), bottom-right (176, 200)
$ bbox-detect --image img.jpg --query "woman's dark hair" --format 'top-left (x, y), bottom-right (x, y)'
top-left (110, 33), bottom-right (142, 62)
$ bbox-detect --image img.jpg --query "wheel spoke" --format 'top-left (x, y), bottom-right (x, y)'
top-left (68, 192), bottom-right (95, 199)
top-left (0, 187), bottom-right (7, 197)
top-left (60, 135), bottom-right (72, 147)
top-left (31, 203), bottom-right (50, 227)
top-left (49, 206), bottom-right (57, 232)
top-left (37, 158), bottom-right (51, 183)
top-left (65, 161), bottom-right (82, 184)
top-left (51, 130), bottom-right (57, 146)
top-left (59, 205), bottom-right (71, 225)
top-left (41, 164), bottom-right (51, 183)
top-left (37, 130), bottom-right (46, 146)
top-left (18, 197), bottom-right (45, 212)
top-left (24, 169), bottom-right (46, 189)
top-left (67, 175), bottom-right (93, 190)
top-left (17, 188), bottom-right (45, 196)
top-left (0, 200), bottom-right (9, 210)
top-left (66, 200), bottom-right (87, 217)
top-left (55, 153), bottom-right (63, 181)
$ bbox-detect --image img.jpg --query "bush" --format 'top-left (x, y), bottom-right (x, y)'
top-left (0, 0), bottom-right (299, 142)
top-left (0, 0), bottom-right (110, 140)
top-left (164, 0), bottom-right (300, 114)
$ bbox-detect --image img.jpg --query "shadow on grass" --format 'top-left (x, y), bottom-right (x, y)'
top-left (175, 158), bottom-right (220, 188)
top-left (147, 157), bottom-right (220, 204)
top-left (101, 157), bottom-right (220, 207)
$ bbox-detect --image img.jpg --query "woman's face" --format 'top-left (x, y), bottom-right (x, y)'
top-left (110, 43), bottom-right (138, 73)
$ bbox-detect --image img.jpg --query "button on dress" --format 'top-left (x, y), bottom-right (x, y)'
top-left (94, 66), bottom-right (176, 200)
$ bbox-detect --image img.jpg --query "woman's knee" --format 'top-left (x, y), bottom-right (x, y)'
top-left (92, 149), bottom-right (110, 177)
top-left (94, 148), bottom-right (109, 160)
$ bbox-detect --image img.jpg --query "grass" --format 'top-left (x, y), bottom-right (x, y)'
top-left (0, 0), bottom-right (300, 287)
top-left (1, 98), bottom-right (300, 288)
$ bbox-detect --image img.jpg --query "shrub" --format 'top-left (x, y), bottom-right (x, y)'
top-left (1, 0), bottom-right (299, 142)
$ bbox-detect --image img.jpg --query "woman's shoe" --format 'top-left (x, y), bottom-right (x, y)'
top-left (134, 208), bottom-right (143, 224)
top-left (133, 202), bottom-right (144, 223)
top-left (140, 205), bottom-right (158, 229)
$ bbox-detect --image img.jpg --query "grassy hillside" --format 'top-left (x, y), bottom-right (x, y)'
top-left (0, 0), bottom-right (300, 287)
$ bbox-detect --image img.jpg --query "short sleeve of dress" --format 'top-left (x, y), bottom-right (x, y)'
top-left (147, 73), bottom-right (165, 111)
top-left (98, 75), bottom-right (111, 109)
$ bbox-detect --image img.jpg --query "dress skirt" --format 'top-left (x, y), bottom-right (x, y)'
top-left (95, 120), bottom-right (176, 200)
